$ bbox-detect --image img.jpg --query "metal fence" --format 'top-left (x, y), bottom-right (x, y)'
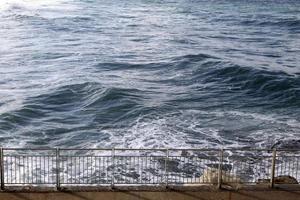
top-left (0, 148), bottom-right (299, 190)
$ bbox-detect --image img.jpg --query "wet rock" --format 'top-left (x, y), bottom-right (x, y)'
top-left (181, 163), bottom-right (198, 174)
top-left (206, 163), bottom-right (232, 171)
top-left (157, 158), bottom-right (180, 172)
top-left (257, 175), bottom-right (298, 184)
top-left (275, 176), bottom-right (298, 184)
top-left (181, 150), bottom-right (190, 157)
top-left (166, 160), bottom-right (181, 172)
top-left (198, 168), bottom-right (242, 184)
top-left (257, 178), bottom-right (270, 184)
top-left (125, 171), bottom-right (140, 179)
top-left (271, 139), bottom-right (300, 150)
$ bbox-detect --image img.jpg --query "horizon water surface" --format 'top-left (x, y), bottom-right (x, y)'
top-left (0, 0), bottom-right (299, 150)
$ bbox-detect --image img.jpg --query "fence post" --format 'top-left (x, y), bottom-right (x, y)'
top-left (56, 148), bottom-right (61, 190)
top-left (164, 149), bottom-right (169, 188)
top-left (111, 148), bottom-right (115, 188)
top-left (270, 149), bottom-right (277, 188)
top-left (217, 149), bottom-right (224, 189)
top-left (0, 148), bottom-right (4, 191)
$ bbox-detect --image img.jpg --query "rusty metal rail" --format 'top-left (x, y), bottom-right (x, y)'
top-left (0, 148), bottom-right (299, 190)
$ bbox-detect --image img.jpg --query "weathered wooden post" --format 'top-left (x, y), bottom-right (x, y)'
top-left (217, 149), bottom-right (224, 189)
top-left (270, 149), bottom-right (277, 188)
top-left (111, 148), bottom-right (115, 188)
top-left (56, 148), bottom-right (61, 190)
top-left (0, 148), bottom-right (4, 190)
top-left (164, 149), bottom-right (169, 188)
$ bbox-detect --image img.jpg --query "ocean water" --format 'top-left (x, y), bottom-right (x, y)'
top-left (0, 0), bottom-right (299, 149)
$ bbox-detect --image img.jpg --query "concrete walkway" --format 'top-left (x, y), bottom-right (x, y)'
top-left (1, 190), bottom-right (300, 200)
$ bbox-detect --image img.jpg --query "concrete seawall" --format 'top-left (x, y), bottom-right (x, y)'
top-left (1, 190), bottom-right (300, 200)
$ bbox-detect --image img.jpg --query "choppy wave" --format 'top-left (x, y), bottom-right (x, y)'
top-left (1, 53), bottom-right (299, 149)
top-left (239, 14), bottom-right (300, 26)
top-left (0, 0), bottom-right (68, 10)
top-left (0, 0), bottom-right (76, 19)
top-left (0, 0), bottom-right (299, 150)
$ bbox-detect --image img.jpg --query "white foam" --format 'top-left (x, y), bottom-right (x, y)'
top-left (96, 109), bottom-right (300, 150)
top-left (0, 98), bottom-right (24, 115)
top-left (105, 114), bottom-right (190, 149)
top-left (0, 0), bottom-right (64, 9)
top-left (100, 111), bottom-right (231, 149)
top-left (0, 0), bottom-right (76, 18)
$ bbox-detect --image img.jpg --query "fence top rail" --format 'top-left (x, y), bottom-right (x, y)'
top-left (1, 147), bottom-right (300, 151)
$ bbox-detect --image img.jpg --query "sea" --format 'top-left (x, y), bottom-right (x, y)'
top-left (0, 0), bottom-right (299, 150)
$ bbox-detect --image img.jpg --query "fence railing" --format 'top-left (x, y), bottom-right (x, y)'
top-left (0, 148), bottom-right (299, 190)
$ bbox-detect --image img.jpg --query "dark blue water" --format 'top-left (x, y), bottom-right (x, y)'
top-left (0, 0), bottom-right (299, 149)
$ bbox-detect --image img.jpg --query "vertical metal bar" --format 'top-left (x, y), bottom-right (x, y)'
top-left (165, 149), bottom-right (169, 187)
top-left (86, 156), bottom-right (88, 184)
top-left (30, 156), bottom-right (32, 184)
top-left (296, 157), bottom-right (299, 180)
top-left (218, 149), bottom-right (224, 189)
top-left (146, 155), bottom-right (149, 184)
top-left (0, 148), bottom-right (4, 190)
top-left (46, 155), bottom-right (49, 184)
top-left (22, 156), bottom-right (24, 184)
top-left (270, 149), bottom-right (277, 188)
top-left (43, 155), bottom-right (45, 184)
top-left (74, 156), bottom-right (76, 184)
top-left (26, 156), bottom-right (29, 184)
top-left (79, 156), bottom-right (81, 184)
top-left (140, 155), bottom-right (143, 184)
top-left (10, 156), bottom-right (12, 184)
top-left (111, 148), bottom-right (115, 188)
top-left (91, 156), bottom-right (93, 184)
top-left (82, 156), bottom-right (85, 184)
top-left (97, 156), bottom-right (100, 184)
top-left (35, 156), bottom-right (37, 184)
top-left (67, 157), bottom-right (70, 184)
top-left (14, 156), bottom-right (17, 184)
top-left (56, 148), bottom-right (60, 190)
